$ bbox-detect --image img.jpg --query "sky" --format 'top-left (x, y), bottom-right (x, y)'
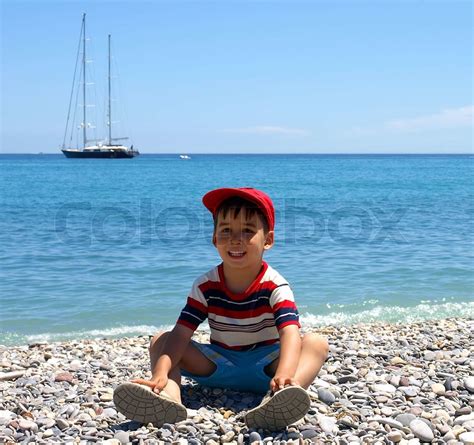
top-left (1, 1), bottom-right (472, 154)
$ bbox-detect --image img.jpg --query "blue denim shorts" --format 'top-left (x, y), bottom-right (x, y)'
top-left (181, 341), bottom-right (280, 394)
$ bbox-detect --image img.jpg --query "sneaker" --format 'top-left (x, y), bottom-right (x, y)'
top-left (113, 382), bottom-right (187, 426)
top-left (244, 385), bottom-right (311, 431)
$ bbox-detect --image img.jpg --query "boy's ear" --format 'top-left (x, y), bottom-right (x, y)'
top-left (264, 230), bottom-right (275, 250)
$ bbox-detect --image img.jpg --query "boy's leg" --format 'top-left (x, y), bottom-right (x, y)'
top-left (114, 331), bottom-right (215, 426)
top-left (264, 333), bottom-right (329, 389)
top-left (244, 333), bottom-right (328, 430)
top-left (148, 331), bottom-right (217, 403)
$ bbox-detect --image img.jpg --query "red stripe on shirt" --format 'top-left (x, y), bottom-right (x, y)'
top-left (199, 280), bottom-right (280, 298)
top-left (185, 296), bottom-right (208, 314)
top-left (198, 280), bottom-right (222, 295)
top-left (272, 300), bottom-right (298, 311)
top-left (176, 319), bottom-right (198, 331)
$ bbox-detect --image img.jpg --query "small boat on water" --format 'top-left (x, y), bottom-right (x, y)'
top-left (179, 154), bottom-right (191, 160)
top-left (61, 14), bottom-right (139, 159)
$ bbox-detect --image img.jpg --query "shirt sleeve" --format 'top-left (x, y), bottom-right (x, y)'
top-left (269, 284), bottom-right (301, 330)
top-left (176, 279), bottom-right (208, 331)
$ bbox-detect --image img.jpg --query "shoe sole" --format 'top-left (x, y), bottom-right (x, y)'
top-left (244, 385), bottom-right (311, 431)
top-left (113, 382), bottom-right (187, 426)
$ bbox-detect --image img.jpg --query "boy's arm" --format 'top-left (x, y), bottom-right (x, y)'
top-left (132, 324), bottom-right (193, 393)
top-left (270, 324), bottom-right (301, 392)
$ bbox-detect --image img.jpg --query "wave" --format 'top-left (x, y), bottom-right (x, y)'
top-left (300, 300), bottom-right (474, 327)
top-left (1, 301), bottom-right (473, 347)
top-left (0, 325), bottom-right (169, 347)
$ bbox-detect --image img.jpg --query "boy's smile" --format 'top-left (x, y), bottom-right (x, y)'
top-left (213, 211), bottom-right (274, 291)
top-left (228, 250), bottom-right (245, 258)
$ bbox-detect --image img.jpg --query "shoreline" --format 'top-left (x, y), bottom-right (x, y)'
top-left (1, 318), bottom-right (473, 444)
top-left (4, 302), bottom-right (474, 348)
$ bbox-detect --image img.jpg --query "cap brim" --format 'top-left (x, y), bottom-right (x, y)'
top-left (203, 188), bottom-right (260, 214)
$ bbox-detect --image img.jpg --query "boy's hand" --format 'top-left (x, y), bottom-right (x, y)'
top-left (270, 374), bottom-right (299, 392)
top-left (131, 375), bottom-right (168, 394)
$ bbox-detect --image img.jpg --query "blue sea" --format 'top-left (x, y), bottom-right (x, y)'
top-left (1, 154), bottom-right (473, 346)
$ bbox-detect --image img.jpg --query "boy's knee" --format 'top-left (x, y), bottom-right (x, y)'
top-left (149, 331), bottom-right (171, 351)
top-left (303, 333), bottom-right (329, 358)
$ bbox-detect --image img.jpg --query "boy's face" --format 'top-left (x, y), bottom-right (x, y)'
top-left (213, 209), bottom-right (274, 271)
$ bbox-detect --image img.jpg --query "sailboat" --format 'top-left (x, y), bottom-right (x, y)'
top-left (61, 14), bottom-right (139, 159)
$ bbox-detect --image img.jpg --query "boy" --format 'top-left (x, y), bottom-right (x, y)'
top-left (114, 187), bottom-right (329, 431)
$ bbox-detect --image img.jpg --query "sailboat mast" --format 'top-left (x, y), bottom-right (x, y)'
top-left (108, 34), bottom-right (112, 146)
top-left (82, 13), bottom-right (87, 148)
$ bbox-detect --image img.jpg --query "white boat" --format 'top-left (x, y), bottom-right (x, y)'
top-left (61, 14), bottom-right (139, 159)
top-left (179, 155), bottom-right (191, 160)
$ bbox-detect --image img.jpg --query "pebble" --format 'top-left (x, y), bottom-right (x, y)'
top-left (399, 386), bottom-right (420, 397)
top-left (43, 428), bottom-right (54, 438)
top-left (432, 383), bottom-right (446, 395)
top-left (400, 376), bottom-right (410, 386)
top-left (456, 407), bottom-right (472, 417)
top-left (381, 406), bottom-right (394, 416)
top-left (0, 318), bottom-right (472, 444)
top-left (55, 372), bottom-right (74, 383)
top-left (390, 357), bottom-right (407, 366)
top-left (464, 377), bottom-right (474, 393)
top-left (100, 393), bottom-right (114, 402)
top-left (318, 414), bottom-right (337, 434)
top-left (18, 419), bottom-right (37, 431)
top-left (317, 387), bottom-right (336, 405)
top-left (69, 360), bottom-right (82, 371)
top-left (455, 414), bottom-right (474, 425)
top-left (221, 430), bottom-right (235, 442)
top-left (0, 370), bottom-right (26, 381)
top-left (374, 417), bottom-right (404, 430)
top-left (114, 431), bottom-right (130, 444)
top-left (459, 431), bottom-right (474, 444)
top-left (424, 351), bottom-right (436, 361)
top-left (338, 375), bottom-right (358, 384)
top-left (55, 418), bottom-right (69, 430)
top-left (410, 419), bottom-right (434, 442)
top-left (387, 430), bottom-right (403, 442)
top-left (301, 428), bottom-right (318, 439)
top-left (249, 431), bottom-right (262, 442)
top-left (372, 383), bottom-right (397, 393)
top-left (102, 407), bottom-right (118, 417)
top-left (0, 410), bottom-right (15, 426)
top-left (37, 417), bottom-right (55, 428)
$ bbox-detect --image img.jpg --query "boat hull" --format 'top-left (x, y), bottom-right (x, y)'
top-left (61, 149), bottom-right (139, 159)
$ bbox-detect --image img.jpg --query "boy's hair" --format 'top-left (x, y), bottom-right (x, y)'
top-left (214, 196), bottom-right (270, 233)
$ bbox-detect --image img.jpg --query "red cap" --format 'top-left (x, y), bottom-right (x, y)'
top-left (202, 187), bottom-right (275, 231)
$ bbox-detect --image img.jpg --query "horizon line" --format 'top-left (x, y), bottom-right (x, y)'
top-left (1, 152), bottom-right (473, 156)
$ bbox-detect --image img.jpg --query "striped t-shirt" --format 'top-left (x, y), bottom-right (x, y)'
top-left (177, 262), bottom-right (300, 350)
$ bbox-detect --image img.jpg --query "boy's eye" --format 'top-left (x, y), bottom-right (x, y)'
top-left (220, 228), bottom-right (231, 234)
top-left (243, 228), bottom-right (255, 234)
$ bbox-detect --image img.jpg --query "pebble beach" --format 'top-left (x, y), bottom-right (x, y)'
top-left (1, 318), bottom-right (473, 445)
